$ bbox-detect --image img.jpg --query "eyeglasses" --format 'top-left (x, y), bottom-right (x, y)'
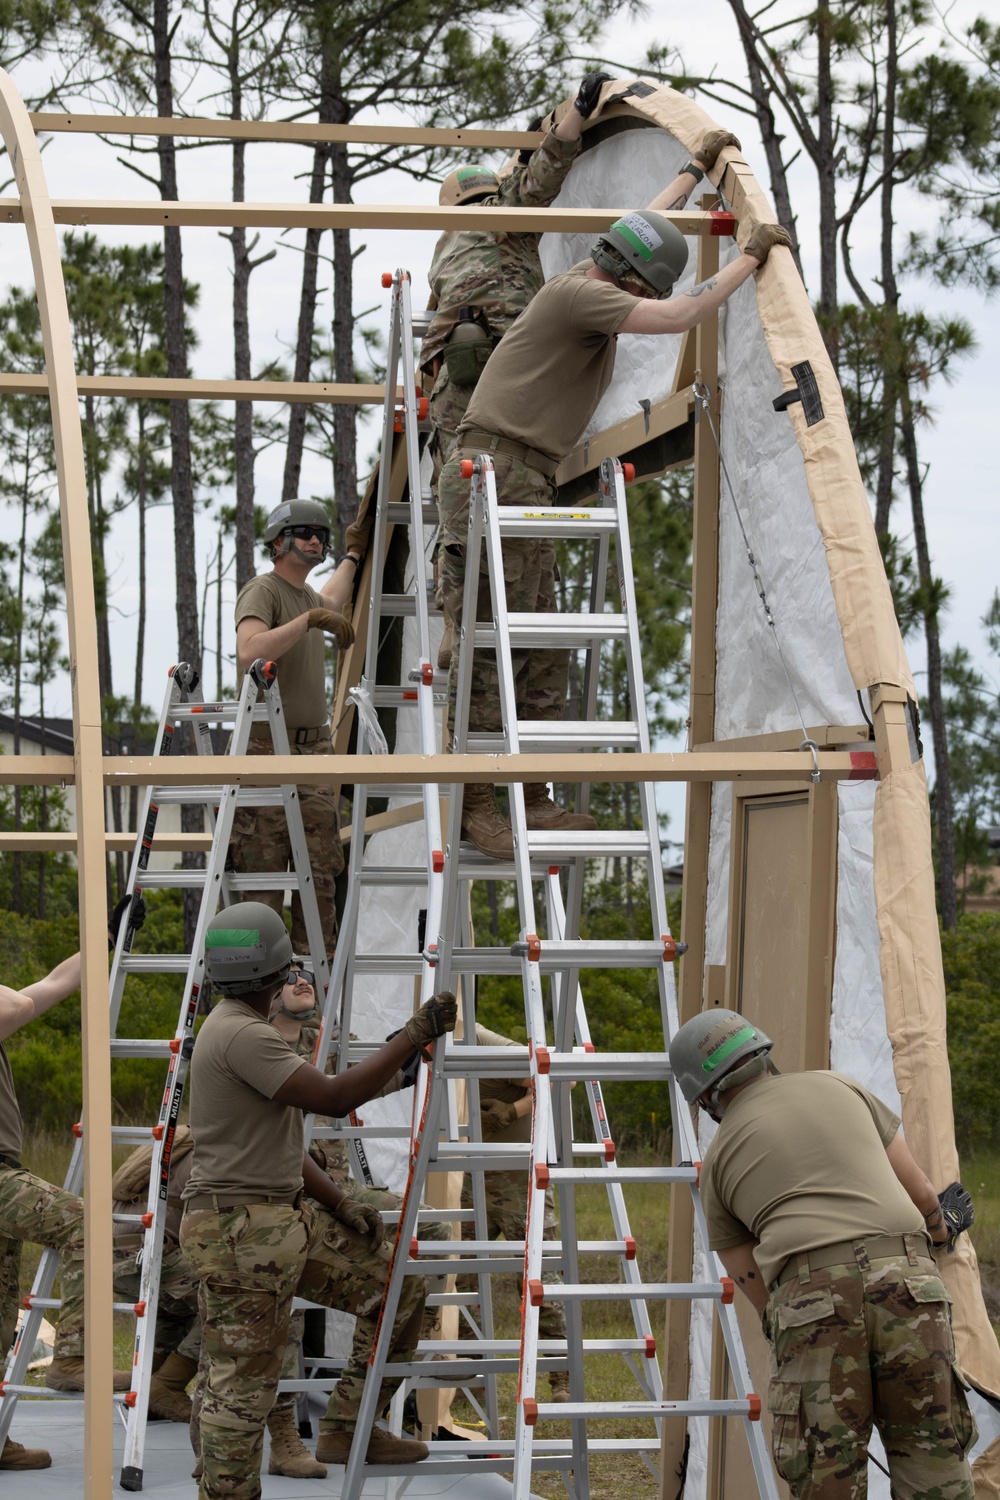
top-left (286, 525), bottom-right (329, 542)
top-left (287, 966), bottom-right (316, 988)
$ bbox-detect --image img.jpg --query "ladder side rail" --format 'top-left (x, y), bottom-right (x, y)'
top-left (361, 275), bottom-right (406, 692)
top-left (397, 273), bottom-right (433, 673)
top-left (339, 1045), bottom-right (448, 1500)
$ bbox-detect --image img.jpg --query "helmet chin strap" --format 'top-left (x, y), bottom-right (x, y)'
top-left (701, 1052), bottom-right (771, 1122)
top-left (282, 534), bottom-right (329, 564)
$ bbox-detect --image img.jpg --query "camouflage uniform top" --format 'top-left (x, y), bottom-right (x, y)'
top-left (419, 126), bottom-right (581, 373)
top-left (700, 1071), bottom-right (927, 1287)
top-left (0, 1042), bottom-right (22, 1161)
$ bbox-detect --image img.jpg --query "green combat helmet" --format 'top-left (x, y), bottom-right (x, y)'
top-left (204, 901), bottom-right (292, 996)
top-left (591, 210), bottom-right (690, 298)
top-left (262, 497), bottom-right (331, 560)
top-left (669, 1009), bottom-right (774, 1122)
top-left (439, 165), bottom-right (500, 207)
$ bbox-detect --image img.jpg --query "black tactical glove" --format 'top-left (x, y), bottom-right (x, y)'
top-left (573, 72), bottom-right (612, 119)
top-left (306, 607), bottom-right (355, 650)
top-left (482, 1099), bottom-right (519, 1133)
top-left (334, 1197), bottom-right (386, 1251)
top-left (694, 128), bottom-right (741, 172)
top-left (385, 1028), bottom-right (422, 1089)
top-left (109, 893), bottom-right (147, 952)
top-left (404, 992), bottom-right (458, 1049)
top-left (936, 1182), bottom-right (975, 1253)
top-left (744, 223), bottom-right (793, 265)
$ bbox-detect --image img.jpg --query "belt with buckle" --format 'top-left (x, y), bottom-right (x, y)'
top-left (772, 1233), bottom-right (926, 1288)
top-left (183, 1190), bottom-right (303, 1213)
top-left (459, 428), bottom-right (559, 479)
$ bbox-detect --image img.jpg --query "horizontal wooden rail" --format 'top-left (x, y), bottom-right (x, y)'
top-left (0, 201), bottom-right (733, 236)
top-left (31, 112), bottom-right (547, 148)
top-left (0, 750), bottom-right (872, 788)
top-left (0, 373), bottom-right (392, 405)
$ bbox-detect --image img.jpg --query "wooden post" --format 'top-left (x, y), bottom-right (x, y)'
top-left (0, 68), bottom-right (114, 1494)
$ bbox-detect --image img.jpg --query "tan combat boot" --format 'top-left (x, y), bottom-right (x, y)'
top-left (267, 1403), bottom-right (327, 1478)
top-left (148, 1351), bottom-right (197, 1422)
top-left (46, 1355), bottom-right (131, 1392)
top-left (549, 1371), bottom-right (571, 1403)
top-left (460, 783), bottom-right (514, 858)
top-left (524, 782), bottom-right (597, 832)
top-left (316, 1424), bottom-right (429, 1465)
top-left (0, 1437), bottom-right (52, 1469)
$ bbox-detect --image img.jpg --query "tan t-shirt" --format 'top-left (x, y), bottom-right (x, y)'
top-left (183, 998), bottom-right (307, 1200)
top-left (475, 1024), bottom-right (531, 1145)
top-left (235, 571), bottom-right (327, 733)
top-left (0, 1043), bottom-right (22, 1161)
top-left (700, 1071), bottom-right (925, 1287)
top-left (458, 262), bottom-right (638, 462)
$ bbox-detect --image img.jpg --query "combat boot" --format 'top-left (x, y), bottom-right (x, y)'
top-left (549, 1371), bottom-right (571, 1403)
top-left (267, 1404), bottom-right (327, 1478)
top-left (0, 1437), bottom-right (51, 1469)
top-left (460, 784), bottom-right (513, 858)
top-left (46, 1355), bottom-right (131, 1392)
top-left (316, 1424), bottom-right (429, 1465)
top-left (524, 783), bottom-right (597, 832)
top-left (148, 1351), bottom-right (197, 1422)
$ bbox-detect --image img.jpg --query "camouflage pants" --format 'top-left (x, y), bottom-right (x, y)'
top-left (766, 1252), bottom-right (976, 1498)
top-left (180, 1199), bottom-right (425, 1500)
top-left (227, 735), bottom-right (344, 960)
top-left (427, 366), bottom-right (470, 496)
top-left (113, 1242), bottom-right (201, 1366)
top-left (0, 1164), bottom-right (84, 1358)
top-left (0, 1235), bottom-right (21, 1356)
top-left (460, 1171), bottom-right (567, 1342)
top-left (437, 450), bottom-right (567, 736)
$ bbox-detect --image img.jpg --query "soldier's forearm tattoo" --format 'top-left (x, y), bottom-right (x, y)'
top-left (685, 276), bottom-right (718, 299)
top-left (663, 191), bottom-right (689, 211)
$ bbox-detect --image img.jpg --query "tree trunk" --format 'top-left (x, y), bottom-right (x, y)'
top-left (874, 0), bottom-right (900, 540)
top-left (154, 0), bottom-right (202, 946)
top-left (899, 393), bottom-right (958, 929)
top-left (815, 1), bottom-right (838, 353)
top-left (331, 139), bottom-right (357, 542)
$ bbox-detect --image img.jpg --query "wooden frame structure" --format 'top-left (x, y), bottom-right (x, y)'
top-left (1, 68), bottom-right (993, 1499)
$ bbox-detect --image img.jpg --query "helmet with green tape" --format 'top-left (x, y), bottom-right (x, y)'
top-left (591, 210), bottom-right (689, 298)
top-left (204, 901), bottom-right (292, 996)
top-left (439, 165), bottom-right (500, 207)
top-left (668, 1009), bottom-right (774, 1120)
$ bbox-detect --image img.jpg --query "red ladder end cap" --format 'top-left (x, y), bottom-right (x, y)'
top-left (526, 934), bottom-right (541, 961)
top-left (662, 935), bottom-right (677, 962)
top-left (695, 1160), bottom-right (702, 1187)
top-left (134, 1301), bottom-right (146, 1317)
top-left (418, 397), bottom-right (429, 420)
top-left (625, 1236), bottom-right (637, 1261)
top-left (381, 272), bottom-right (393, 287)
top-left (548, 864), bottom-right (560, 875)
top-left (141, 1213), bottom-right (153, 1229)
top-left (644, 1335), bottom-right (656, 1358)
top-left (748, 1393), bottom-right (762, 1421)
top-left (410, 1238), bottom-right (419, 1259)
top-left (535, 1047), bottom-right (550, 1076)
top-left (393, 416), bottom-right (403, 433)
top-left (421, 662), bottom-right (434, 686)
top-left (720, 1277), bottom-right (735, 1304)
top-left (528, 1279), bottom-right (545, 1307)
top-left (460, 459), bottom-right (474, 478)
top-left (534, 1164), bottom-right (550, 1190)
top-left (709, 210), bottom-right (737, 236)
top-left (432, 850), bottom-right (444, 873)
top-left (523, 1397), bottom-right (538, 1426)
top-left (604, 1141), bottom-right (616, 1162)
top-left (622, 462), bottom-right (635, 482)
top-left (169, 1039), bottom-right (181, 1054)
top-left (124, 1391), bottom-right (138, 1408)
top-left (152, 1125), bottom-right (165, 1140)
top-left (22, 1296), bottom-right (32, 1309)
top-left (72, 1122), bottom-right (83, 1137)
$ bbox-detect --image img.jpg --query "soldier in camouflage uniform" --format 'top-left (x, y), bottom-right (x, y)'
top-left (229, 497), bottom-right (371, 961)
top-left (460, 1024), bottom-right (569, 1400)
top-left (180, 902), bottom-right (457, 1499)
top-left (436, 124), bottom-right (784, 855)
top-left (670, 1010), bottom-right (977, 1499)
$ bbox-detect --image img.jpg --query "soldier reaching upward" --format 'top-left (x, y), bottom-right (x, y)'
top-left (179, 901), bottom-right (458, 1500)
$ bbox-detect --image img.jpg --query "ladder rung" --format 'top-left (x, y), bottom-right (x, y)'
top-left (228, 873), bottom-right (306, 891)
top-left (359, 866), bottom-right (432, 886)
top-left (540, 1280), bottom-right (729, 1302)
top-left (474, 613), bottom-right (628, 649)
top-left (412, 1339), bottom-right (651, 1355)
top-left (468, 722), bottom-right (641, 752)
top-left (148, 786), bottom-right (284, 807)
top-left (411, 1239), bottom-right (634, 1256)
top-left (528, 1397), bottom-right (759, 1420)
top-left (111, 1040), bottom-right (176, 1059)
top-left (540, 1051), bottom-right (673, 1081)
top-left (541, 1166), bottom-right (692, 1185)
top-left (494, 508), bottom-right (618, 539)
top-left (386, 501), bottom-right (437, 524)
top-left (376, 594), bottom-right (417, 616)
top-left (371, 688), bottom-right (446, 707)
top-left (169, 701), bottom-right (242, 720)
top-left (120, 954), bottom-right (191, 974)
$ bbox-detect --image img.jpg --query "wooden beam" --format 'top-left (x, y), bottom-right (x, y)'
top-left (0, 200), bottom-right (734, 236)
top-left (0, 373), bottom-right (393, 405)
top-left (693, 723), bottom-right (872, 753)
top-left (554, 387), bottom-right (694, 487)
top-left (31, 112), bottom-right (546, 148)
top-left (0, 62), bottom-right (114, 1494)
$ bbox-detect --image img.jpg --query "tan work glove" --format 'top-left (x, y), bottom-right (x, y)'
top-left (344, 507), bottom-right (374, 559)
top-left (482, 1100), bottom-right (519, 1133)
top-left (694, 129), bottom-right (741, 172)
top-left (334, 1197), bottom-right (386, 1251)
top-left (404, 992), bottom-right (458, 1048)
top-left (306, 608), bottom-right (355, 650)
top-left (744, 223), bottom-right (793, 265)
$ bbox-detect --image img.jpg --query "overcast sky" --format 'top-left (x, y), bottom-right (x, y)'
top-left (3, 1), bottom-right (995, 843)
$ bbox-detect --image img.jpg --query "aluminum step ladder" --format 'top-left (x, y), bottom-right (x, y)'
top-left (336, 450), bottom-right (779, 1499)
top-left (0, 658), bottom-right (331, 1491)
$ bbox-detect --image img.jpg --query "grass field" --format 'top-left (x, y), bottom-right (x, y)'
top-left (10, 1133), bottom-right (1000, 1498)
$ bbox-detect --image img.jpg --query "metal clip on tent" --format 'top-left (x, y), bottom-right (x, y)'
top-left (0, 659), bottom-right (331, 1492)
